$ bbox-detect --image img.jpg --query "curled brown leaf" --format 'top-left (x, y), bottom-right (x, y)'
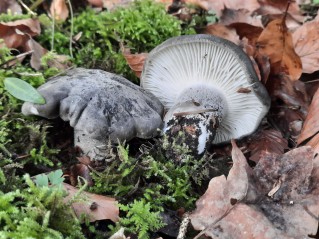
top-left (256, 18), bottom-right (302, 81)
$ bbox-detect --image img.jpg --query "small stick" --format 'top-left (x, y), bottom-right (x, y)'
top-left (173, 108), bottom-right (217, 117)
top-left (177, 212), bottom-right (190, 239)
top-left (0, 50), bottom-right (34, 68)
top-left (17, 0), bottom-right (37, 15)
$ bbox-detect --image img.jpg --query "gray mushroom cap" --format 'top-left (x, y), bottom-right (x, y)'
top-left (22, 68), bottom-right (164, 160)
top-left (141, 34), bottom-right (270, 146)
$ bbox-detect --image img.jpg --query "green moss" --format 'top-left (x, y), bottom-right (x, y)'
top-left (90, 138), bottom-right (212, 238)
top-left (37, 0), bottom-right (194, 82)
top-left (119, 200), bottom-right (166, 239)
top-left (0, 13), bottom-right (32, 22)
top-left (0, 173), bottom-right (85, 239)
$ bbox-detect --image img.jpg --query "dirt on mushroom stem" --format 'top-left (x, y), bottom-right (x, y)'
top-left (165, 111), bottom-right (221, 159)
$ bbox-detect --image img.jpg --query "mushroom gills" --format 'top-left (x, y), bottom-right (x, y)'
top-left (164, 85), bottom-right (227, 155)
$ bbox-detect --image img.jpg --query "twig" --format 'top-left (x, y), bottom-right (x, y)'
top-left (173, 108), bottom-right (217, 117)
top-left (177, 212), bottom-right (190, 239)
top-left (282, 0), bottom-right (292, 26)
top-left (51, 10), bottom-right (55, 51)
top-left (0, 50), bottom-right (34, 68)
top-left (16, 72), bottom-right (43, 77)
top-left (304, 79), bottom-right (319, 84)
top-left (66, 0), bottom-right (74, 58)
top-left (17, 0), bottom-right (37, 15)
top-left (30, 0), bottom-right (45, 11)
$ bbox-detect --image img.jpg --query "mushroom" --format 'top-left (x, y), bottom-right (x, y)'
top-left (141, 34), bottom-right (270, 154)
top-left (22, 68), bottom-right (164, 160)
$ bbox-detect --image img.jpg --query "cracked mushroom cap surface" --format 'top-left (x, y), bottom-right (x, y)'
top-left (22, 68), bottom-right (164, 159)
top-left (141, 34), bottom-right (270, 144)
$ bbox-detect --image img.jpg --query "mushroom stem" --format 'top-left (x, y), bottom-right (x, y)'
top-left (74, 130), bottom-right (109, 161)
top-left (163, 85), bottom-right (227, 155)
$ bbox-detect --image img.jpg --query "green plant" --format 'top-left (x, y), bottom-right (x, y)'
top-left (89, 138), bottom-right (214, 238)
top-left (0, 173), bottom-right (85, 239)
top-left (119, 200), bottom-right (165, 239)
top-left (0, 13), bottom-right (31, 22)
top-left (38, 0), bottom-right (194, 82)
top-left (27, 124), bottom-right (60, 167)
top-left (4, 77), bottom-right (46, 104)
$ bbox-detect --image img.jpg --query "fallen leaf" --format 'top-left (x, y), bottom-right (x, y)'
top-left (293, 17), bottom-right (319, 74)
top-left (77, 155), bottom-right (92, 166)
top-left (87, 0), bottom-right (103, 7)
top-left (256, 18), bottom-right (302, 81)
top-left (269, 75), bottom-right (309, 116)
top-left (254, 146), bottom-right (314, 200)
top-left (50, 0), bottom-right (69, 22)
top-left (100, 0), bottom-right (133, 10)
top-left (202, 23), bottom-right (240, 45)
top-left (190, 140), bottom-right (250, 232)
top-left (229, 22), bottom-right (263, 46)
top-left (0, 18), bottom-right (41, 49)
top-left (122, 48), bottom-right (148, 78)
top-left (0, 0), bottom-right (21, 14)
top-left (63, 183), bottom-right (119, 222)
top-left (267, 75), bottom-right (309, 139)
top-left (220, 8), bottom-right (263, 27)
top-left (25, 38), bottom-right (48, 70)
top-left (306, 135), bottom-right (319, 157)
top-left (254, 53), bottom-right (270, 84)
top-left (298, 88), bottom-right (319, 145)
top-left (247, 129), bottom-right (288, 163)
top-left (190, 143), bottom-right (319, 239)
top-left (257, 0), bottom-right (304, 25)
top-left (44, 53), bottom-right (72, 70)
top-left (185, 0), bottom-right (260, 17)
top-left (69, 163), bottom-right (93, 187)
top-left (261, 13), bottom-right (302, 30)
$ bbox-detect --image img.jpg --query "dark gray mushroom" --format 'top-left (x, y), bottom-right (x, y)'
top-left (141, 34), bottom-right (270, 154)
top-left (22, 68), bottom-right (164, 160)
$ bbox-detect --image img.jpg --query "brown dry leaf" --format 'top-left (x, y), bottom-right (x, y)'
top-left (298, 88), bottom-right (319, 145)
top-left (256, 18), bottom-right (302, 81)
top-left (254, 146), bottom-right (314, 200)
top-left (69, 163), bottom-right (93, 187)
top-left (267, 75), bottom-right (309, 139)
top-left (122, 48), bottom-right (148, 78)
top-left (202, 23), bottom-right (240, 45)
top-left (0, 18), bottom-right (48, 70)
top-left (190, 140), bottom-right (249, 232)
top-left (306, 134), bottom-right (319, 156)
top-left (44, 53), bottom-right (72, 70)
top-left (87, 0), bottom-right (103, 7)
top-left (191, 143), bottom-right (319, 239)
top-left (247, 129), bottom-right (288, 163)
top-left (63, 183), bottom-right (119, 222)
top-left (0, 18), bottom-right (41, 49)
top-left (0, 0), bottom-right (21, 14)
top-left (257, 0), bottom-right (304, 25)
top-left (25, 38), bottom-right (48, 70)
top-left (293, 17), bottom-right (319, 74)
top-left (220, 8), bottom-right (263, 27)
top-left (261, 13), bottom-right (302, 30)
top-left (254, 53), bottom-right (270, 84)
top-left (185, 0), bottom-right (260, 17)
top-left (50, 0), bottom-right (69, 21)
top-left (99, 0), bottom-right (133, 10)
top-left (229, 23), bottom-right (263, 46)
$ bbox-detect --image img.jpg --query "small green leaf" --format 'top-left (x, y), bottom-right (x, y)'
top-left (35, 174), bottom-right (49, 187)
top-left (48, 169), bottom-right (64, 186)
top-left (4, 77), bottom-right (46, 104)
